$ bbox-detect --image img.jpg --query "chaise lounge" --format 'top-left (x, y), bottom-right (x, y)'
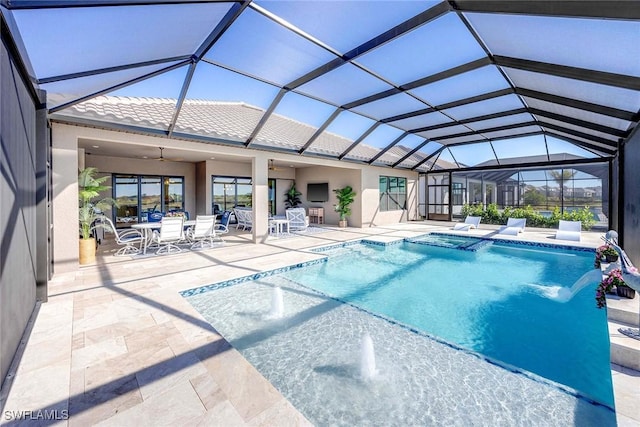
top-left (453, 216), bottom-right (482, 231)
top-left (555, 220), bottom-right (581, 242)
top-left (498, 218), bottom-right (526, 235)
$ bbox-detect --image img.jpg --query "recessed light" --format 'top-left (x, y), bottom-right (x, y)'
top-left (92, 145), bottom-right (99, 148)
top-left (142, 156), bottom-right (148, 159)
top-left (210, 157), bottom-right (216, 160)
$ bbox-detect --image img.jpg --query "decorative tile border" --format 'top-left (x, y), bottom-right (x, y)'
top-left (360, 238), bottom-right (404, 247)
top-left (491, 238), bottom-right (595, 253)
top-left (404, 233), bottom-right (488, 252)
top-left (310, 240), bottom-right (363, 253)
top-left (422, 232), bottom-right (596, 254)
top-left (179, 257), bottom-right (328, 297)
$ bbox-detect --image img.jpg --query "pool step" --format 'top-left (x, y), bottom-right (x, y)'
top-left (606, 293), bottom-right (640, 371)
top-left (608, 319), bottom-right (640, 371)
top-left (606, 291), bottom-right (639, 326)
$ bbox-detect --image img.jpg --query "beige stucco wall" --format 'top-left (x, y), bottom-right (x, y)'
top-left (295, 165), bottom-right (419, 227)
top-left (361, 167), bottom-right (418, 227)
top-left (52, 125), bottom-right (81, 273)
top-left (50, 121), bottom-right (421, 271)
top-left (295, 166), bottom-right (362, 226)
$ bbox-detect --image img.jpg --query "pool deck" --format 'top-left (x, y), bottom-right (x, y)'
top-left (1, 221), bottom-right (638, 426)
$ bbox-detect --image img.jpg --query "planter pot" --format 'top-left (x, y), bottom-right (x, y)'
top-left (338, 220), bottom-right (347, 228)
top-left (605, 254), bottom-right (619, 263)
top-left (79, 238), bottom-right (96, 265)
top-left (616, 286), bottom-right (636, 299)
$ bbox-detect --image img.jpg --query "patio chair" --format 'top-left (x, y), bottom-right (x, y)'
top-left (186, 215), bottom-right (220, 249)
top-left (98, 216), bottom-right (144, 256)
top-left (148, 212), bottom-right (164, 223)
top-left (498, 218), bottom-right (526, 235)
top-left (555, 220), bottom-right (581, 242)
top-left (286, 208), bottom-right (308, 232)
top-left (150, 216), bottom-right (184, 255)
top-left (233, 208), bottom-right (253, 230)
top-left (453, 216), bottom-right (481, 231)
top-left (215, 211), bottom-right (231, 236)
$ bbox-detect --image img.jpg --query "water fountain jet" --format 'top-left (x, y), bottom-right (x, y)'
top-left (269, 286), bottom-right (284, 319)
top-left (360, 333), bottom-right (377, 380)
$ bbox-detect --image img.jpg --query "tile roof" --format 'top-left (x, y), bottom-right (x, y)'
top-left (60, 96), bottom-right (455, 169)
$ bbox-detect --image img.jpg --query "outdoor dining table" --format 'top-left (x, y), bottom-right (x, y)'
top-left (132, 220), bottom-right (195, 254)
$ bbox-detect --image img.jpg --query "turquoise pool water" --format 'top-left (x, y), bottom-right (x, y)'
top-left (283, 238), bottom-right (612, 407)
top-left (184, 236), bottom-right (615, 425)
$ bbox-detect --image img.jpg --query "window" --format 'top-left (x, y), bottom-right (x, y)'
top-left (113, 174), bottom-right (184, 228)
top-left (380, 176), bottom-right (407, 211)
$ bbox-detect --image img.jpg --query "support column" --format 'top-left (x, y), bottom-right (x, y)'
top-left (252, 154), bottom-right (269, 243)
top-left (52, 125), bottom-right (80, 273)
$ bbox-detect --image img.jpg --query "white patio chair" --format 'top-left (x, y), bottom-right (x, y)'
top-left (150, 216), bottom-right (184, 255)
top-left (286, 208), bottom-right (307, 232)
top-left (98, 216), bottom-right (144, 256)
top-left (234, 208), bottom-right (253, 230)
top-left (555, 220), bottom-right (581, 242)
top-left (453, 216), bottom-right (482, 231)
top-left (498, 218), bottom-right (526, 235)
top-left (186, 215), bottom-right (221, 249)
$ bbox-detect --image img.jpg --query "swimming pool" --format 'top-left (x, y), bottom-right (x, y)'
top-left (183, 236), bottom-right (615, 425)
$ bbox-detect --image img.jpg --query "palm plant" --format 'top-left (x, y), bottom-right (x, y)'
top-left (333, 185), bottom-right (356, 221)
top-left (285, 182), bottom-right (302, 209)
top-left (78, 167), bottom-right (115, 239)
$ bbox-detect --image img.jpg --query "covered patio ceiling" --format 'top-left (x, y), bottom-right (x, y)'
top-left (2, 1), bottom-right (639, 171)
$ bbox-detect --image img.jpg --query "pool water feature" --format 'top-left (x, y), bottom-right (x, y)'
top-left (183, 237), bottom-right (615, 425)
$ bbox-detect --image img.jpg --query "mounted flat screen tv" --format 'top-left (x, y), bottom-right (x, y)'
top-left (307, 183), bottom-right (329, 202)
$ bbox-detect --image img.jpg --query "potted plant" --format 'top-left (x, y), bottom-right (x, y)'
top-left (595, 244), bottom-right (618, 268)
top-left (596, 268), bottom-right (635, 308)
top-left (285, 182), bottom-right (302, 209)
top-left (78, 167), bottom-right (115, 265)
top-left (333, 185), bottom-right (356, 228)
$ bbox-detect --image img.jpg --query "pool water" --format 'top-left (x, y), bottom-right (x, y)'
top-left (284, 240), bottom-right (612, 407)
top-left (184, 237), bottom-right (615, 425)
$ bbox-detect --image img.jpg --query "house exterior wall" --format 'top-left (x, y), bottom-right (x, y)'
top-left (295, 166), bottom-right (362, 226)
top-left (362, 168), bottom-right (418, 226)
top-left (49, 122), bottom-right (421, 268)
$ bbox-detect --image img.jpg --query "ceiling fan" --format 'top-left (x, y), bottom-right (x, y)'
top-left (268, 159), bottom-right (281, 171)
top-left (153, 147), bottom-right (182, 162)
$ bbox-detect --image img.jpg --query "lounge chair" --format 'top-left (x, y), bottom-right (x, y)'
top-left (186, 215), bottom-right (220, 249)
top-left (555, 220), bottom-right (581, 242)
top-left (498, 218), bottom-right (526, 235)
top-left (453, 216), bottom-right (481, 231)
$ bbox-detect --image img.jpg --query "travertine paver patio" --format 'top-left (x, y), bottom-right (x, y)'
top-left (1, 222), bottom-right (638, 426)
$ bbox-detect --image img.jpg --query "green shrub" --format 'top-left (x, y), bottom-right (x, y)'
top-left (458, 204), bottom-right (596, 230)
